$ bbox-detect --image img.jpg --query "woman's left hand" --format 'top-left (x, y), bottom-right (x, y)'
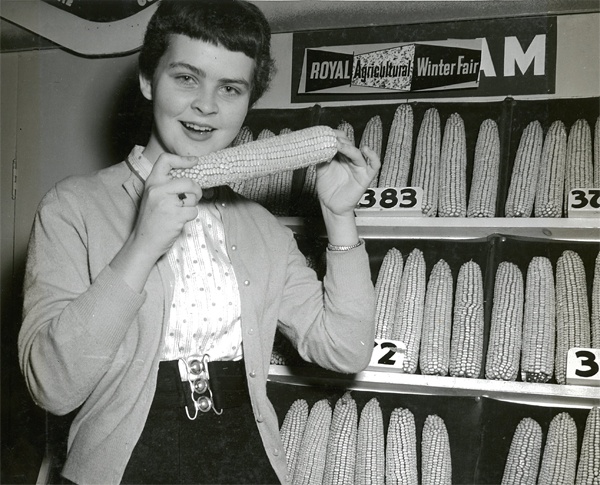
top-left (316, 130), bottom-right (381, 216)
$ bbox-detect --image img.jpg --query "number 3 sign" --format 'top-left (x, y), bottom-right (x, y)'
top-left (566, 348), bottom-right (600, 386)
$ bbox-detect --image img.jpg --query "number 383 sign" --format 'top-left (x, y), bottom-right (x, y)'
top-left (356, 187), bottom-right (423, 217)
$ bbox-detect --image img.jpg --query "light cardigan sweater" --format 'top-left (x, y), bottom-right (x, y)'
top-left (19, 159), bottom-right (376, 484)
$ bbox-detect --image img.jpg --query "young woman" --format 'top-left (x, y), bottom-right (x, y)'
top-left (19, 1), bottom-right (380, 483)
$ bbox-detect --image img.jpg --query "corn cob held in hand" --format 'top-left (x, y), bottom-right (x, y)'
top-left (421, 415), bottom-right (452, 485)
top-left (170, 125), bottom-right (338, 188)
top-left (438, 113), bottom-right (468, 217)
top-left (374, 248), bottom-right (404, 340)
top-left (501, 418), bottom-right (542, 485)
top-left (379, 104), bottom-right (414, 188)
top-left (411, 107), bottom-right (441, 216)
top-left (323, 392), bottom-right (358, 485)
top-left (576, 406), bottom-right (600, 485)
top-left (264, 127), bottom-right (295, 216)
top-left (538, 412), bottom-right (578, 485)
top-left (534, 120), bottom-right (567, 217)
top-left (280, 399), bottom-right (309, 479)
top-left (355, 398), bottom-right (385, 485)
top-left (386, 408), bottom-right (419, 485)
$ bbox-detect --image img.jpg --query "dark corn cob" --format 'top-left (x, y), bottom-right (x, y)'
top-left (575, 406), bottom-right (600, 485)
top-left (486, 262), bottom-right (524, 381)
top-left (538, 412), bottom-right (578, 485)
top-left (391, 248), bottom-right (426, 374)
top-left (501, 417), bottom-right (542, 485)
top-left (521, 256), bottom-right (556, 383)
top-left (505, 120), bottom-right (544, 217)
top-left (355, 398), bottom-right (385, 485)
top-left (420, 259), bottom-right (453, 376)
top-left (421, 415), bottom-right (452, 485)
top-left (438, 113), bottom-right (468, 218)
top-left (565, 118), bottom-right (594, 211)
top-left (170, 125), bottom-right (337, 188)
top-left (449, 261), bottom-right (485, 378)
top-left (467, 119), bottom-right (501, 218)
top-left (379, 104), bottom-right (414, 188)
top-left (293, 399), bottom-right (332, 485)
top-left (386, 407), bottom-right (419, 485)
top-left (360, 115), bottom-right (384, 187)
top-left (555, 250), bottom-right (591, 384)
top-left (411, 107), bottom-right (441, 217)
top-left (592, 252), bottom-right (600, 348)
top-left (323, 392), bottom-right (358, 485)
top-left (374, 247), bottom-right (404, 340)
top-left (535, 120), bottom-right (567, 218)
top-left (280, 399), bottom-right (309, 479)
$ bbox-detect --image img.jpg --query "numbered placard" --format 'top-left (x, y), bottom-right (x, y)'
top-left (567, 188), bottom-right (600, 218)
top-left (566, 348), bottom-right (600, 386)
top-left (355, 187), bottom-right (423, 217)
top-left (367, 339), bottom-right (407, 371)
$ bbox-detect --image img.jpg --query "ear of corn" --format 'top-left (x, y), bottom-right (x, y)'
top-left (591, 252), bottom-right (600, 348)
top-left (263, 128), bottom-right (295, 216)
top-left (534, 120), bottom-right (567, 218)
top-left (575, 406), bottom-right (600, 485)
top-left (374, 248), bottom-right (404, 340)
top-left (337, 120), bottom-right (356, 146)
top-left (520, 256), bottom-right (556, 383)
top-left (505, 120), bottom-right (544, 217)
top-left (386, 407), bottom-right (419, 485)
top-left (323, 392), bottom-right (358, 485)
top-left (501, 418), bottom-right (542, 485)
top-left (594, 116), bottom-right (600, 187)
top-left (170, 125), bottom-right (338, 188)
top-left (486, 262), bottom-right (524, 381)
top-left (293, 399), bottom-right (332, 485)
top-left (231, 125), bottom-right (254, 147)
top-left (555, 250), bottom-right (591, 385)
top-left (355, 398), bottom-right (385, 485)
top-left (391, 248), bottom-right (426, 374)
top-left (379, 104), bottom-right (414, 188)
top-left (467, 119), bottom-right (501, 218)
top-left (420, 259), bottom-right (453, 376)
top-left (438, 113), bottom-right (468, 218)
top-left (411, 107), bottom-right (441, 217)
top-left (421, 415), bottom-right (452, 485)
top-left (538, 412), bottom-right (578, 485)
top-left (565, 118), bottom-right (594, 211)
top-left (449, 260), bottom-right (485, 378)
top-left (280, 398), bottom-right (309, 478)
top-left (360, 115), bottom-right (384, 187)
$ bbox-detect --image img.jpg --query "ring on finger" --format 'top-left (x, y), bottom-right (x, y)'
top-left (178, 193), bottom-right (187, 207)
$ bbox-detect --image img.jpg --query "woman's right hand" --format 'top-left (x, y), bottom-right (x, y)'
top-left (110, 154), bottom-right (203, 292)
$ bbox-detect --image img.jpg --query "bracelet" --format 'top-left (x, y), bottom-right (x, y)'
top-left (327, 240), bottom-right (363, 252)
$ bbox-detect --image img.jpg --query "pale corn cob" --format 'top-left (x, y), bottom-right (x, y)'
top-left (390, 248), bottom-right (426, 373)
top-left (337, 120), bottom-right (356, 146)
top-left (534, 120), bottom-right (567, 217)
top-left (411, 107), bottom-right (441, 217)
top-left (355, 398), bottom-right (385, 485)
top-left (420, 259), bottom-right (453, 376)
top-left (486, 262), bottom-right (524, 381)
top-left (576, 406), bottom-right (600, 485)
top-left (280, 399), bottom-right (309, 478)
top-left (592, 252), bottom-right (600, 348)
top-left (565, 118), bottom-right (594, 210)
top-left (244, 128), bottom-right (278, 205)
top-left (467, 119), bottom-right (501, 218)
top-left (594, 117), bottom-right (600, 187)
top-left (520, 256), bottom-right (556, 383)
top-left (386, 408), bottom-right (419, 485)
top-left (505, 120), bottom-right (544, 217)
top-left (379, 104), bottom-right (413, 188)
top-left (555, 250), bottom-right (591, 384)
top-left (293, 399), bottom-right (332, 485)
top-left (264, 128), bottom-right (295, 216)
top-left (438, 113), bottom-right (468, 217)
top-left (323, 392), bottom-right (358, 485)
top-left (374, 248), bottom-right (404, 339)
top-left (360, 115), bottom-right (383, 187)
top-left (501, 417), bottom-right (542, 485)
top-left (449, 260), bottom-right (485, 378)
top-left (421, 415), bottom-right (452, 485)
top-left (538, 412), bottom-right (578, 485)
top-left (170, 125), bottom-right (337, 188)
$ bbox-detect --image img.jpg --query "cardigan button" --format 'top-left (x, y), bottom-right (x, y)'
top-left (248, 328), bottom-right (255, 335)
top-left (231, 245), bottom-right (237, 251)
top-left (244, 280), bottom-right (250, 286)
top-left (249, 370), bottom-right (256, 378)
top-left (273, 448), bottom-right (280, 457)
top-left (256, 413), bottom-right (264, 423)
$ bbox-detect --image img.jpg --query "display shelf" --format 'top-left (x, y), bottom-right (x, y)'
top-left (281, 216), bottom-right (600, 241)
top-left (268, 364), bottom-right (600, 409)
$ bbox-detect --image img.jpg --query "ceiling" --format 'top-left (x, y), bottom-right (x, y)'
top-left (1, 0), bottom-right (599, 54)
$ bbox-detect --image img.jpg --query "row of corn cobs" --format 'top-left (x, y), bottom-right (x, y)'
top-left (279, 393), bottom-right (598, 485)
top-left (373, 246), bottom-right (600, 384)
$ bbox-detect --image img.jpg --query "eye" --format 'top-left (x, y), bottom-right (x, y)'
top-left (222, 85), bottom-right (241, 96)
top-left (175, 75), bottom-right (197, 86)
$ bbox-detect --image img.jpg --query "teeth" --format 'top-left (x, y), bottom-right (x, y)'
top-left (183, 122), bottom-right (212, 133)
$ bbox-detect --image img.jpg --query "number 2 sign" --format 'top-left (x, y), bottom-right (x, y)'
top-left (367, 339), bottom-right (407, 371)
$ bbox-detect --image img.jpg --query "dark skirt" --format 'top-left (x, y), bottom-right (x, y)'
top-left (121, 360), bottom-right (280, 485)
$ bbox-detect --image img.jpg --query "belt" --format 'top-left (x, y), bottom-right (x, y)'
top-left (156, 356), bottom-right (250, 419)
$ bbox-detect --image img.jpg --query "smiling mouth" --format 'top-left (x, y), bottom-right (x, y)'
top-left (181, 121), bottom-right (215, 133)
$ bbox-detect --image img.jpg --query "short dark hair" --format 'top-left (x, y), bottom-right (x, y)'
top-left (139, 0), bottom-right (275, 105)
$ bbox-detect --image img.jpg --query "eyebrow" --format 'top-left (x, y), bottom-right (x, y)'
top-left (168, 62), bottom-right (251, 88)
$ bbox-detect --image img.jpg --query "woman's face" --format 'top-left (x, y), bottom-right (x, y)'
top-left (140, 34), bottom-right (254, 164)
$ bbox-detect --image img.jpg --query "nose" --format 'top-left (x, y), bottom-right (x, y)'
top-left (191, 88), bottom-right (218, 115)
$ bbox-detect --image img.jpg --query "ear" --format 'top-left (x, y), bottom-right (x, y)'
top-left (139, 72), bottom-right (153, 101)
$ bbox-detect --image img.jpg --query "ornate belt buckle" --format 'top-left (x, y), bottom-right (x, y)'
top-left (180, 354), bottom-right (223, 420)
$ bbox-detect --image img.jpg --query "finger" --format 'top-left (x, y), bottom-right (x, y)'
top-left (177, 192), bottom-right (199, 208)
top-left (164, 177), bottom-right (204, 200)
top-left (360, 145), bottom-right (382, 171)
top-left (335, 141), bottom-right (368, 168)
top-left (148, 153), bottom-right (200, 181)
